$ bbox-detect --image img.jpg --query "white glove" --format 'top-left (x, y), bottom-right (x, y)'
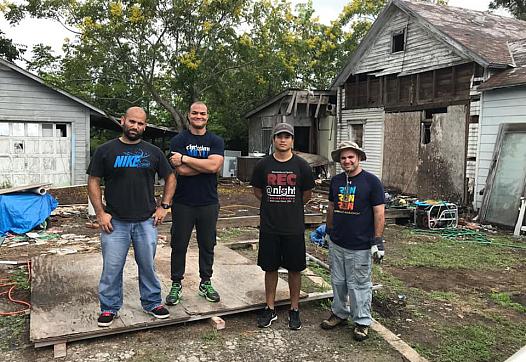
top-left (371, 243), bottom-right (385, 264)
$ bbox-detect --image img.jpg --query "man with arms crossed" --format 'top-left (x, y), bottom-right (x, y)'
top-left (251, 122), bottom-right (315, 330)
top-left (88, 106), bottom-right (176, 327)
top-left (166, 101), bottom-right (224, 305)
top-left (320, 141), bottom-right (385, 341)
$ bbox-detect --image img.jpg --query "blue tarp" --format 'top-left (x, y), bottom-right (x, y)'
top-left (0, 193), bottom-right (58, 236)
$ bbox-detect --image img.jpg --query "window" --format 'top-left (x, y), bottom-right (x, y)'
top-left (392, 30), bottom-right (406, 53)
top-left (42, 124), bottom-right (54, 137)
top-left (421, 121), bottom-right (432, 144)
top-left (348, 122), bottom-right (364, 147)
top-left (261, 128), bottom-right (272, 154)
top-left (0, 123), bottom-right (8, 136)
top-left (56, 124), bottom-right (67, 137)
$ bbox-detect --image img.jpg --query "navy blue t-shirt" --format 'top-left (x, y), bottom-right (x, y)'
top-left (86, 139), bottom-right (173, 222)
top-left (328, 170), bottom-right (385, 250)
top-left (170, 129), bottom-right (224, 206)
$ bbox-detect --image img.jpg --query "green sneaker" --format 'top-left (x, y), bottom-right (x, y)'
top-left (198, 281), bottom-right (220, 303)
top-left (166, 282), bottom-right (182, 306)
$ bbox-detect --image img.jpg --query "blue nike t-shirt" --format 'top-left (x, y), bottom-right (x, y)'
top-left (170, 129), bottom-right (224, 206)
top-left (87, 139), bottom-right (172, 222)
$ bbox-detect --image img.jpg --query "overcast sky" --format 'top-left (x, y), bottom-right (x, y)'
top-left (0, 0), bottom-right (510, 65)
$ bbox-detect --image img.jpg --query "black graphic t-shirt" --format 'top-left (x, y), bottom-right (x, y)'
top-left (328, 170), bottom-right (385, 250)
top-left (87, 139), bottom-right (172, 222)
top-left (170, 129), bottom-right (224, 206)
top-left (251, 154), bottom-right (315, 235)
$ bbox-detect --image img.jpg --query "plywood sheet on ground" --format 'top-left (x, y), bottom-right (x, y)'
top-left (30, 244), bottom-right (292, 345)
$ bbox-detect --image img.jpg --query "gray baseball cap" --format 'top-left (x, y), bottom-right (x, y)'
top-left (273, 123), bottom-right (294, 137)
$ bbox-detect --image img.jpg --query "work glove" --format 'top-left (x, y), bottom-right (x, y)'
top-left (371, 236), bottom-right (385, 264)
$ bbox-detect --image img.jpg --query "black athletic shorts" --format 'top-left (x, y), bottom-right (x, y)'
top-left (257, 232), bottom-right (306, 272)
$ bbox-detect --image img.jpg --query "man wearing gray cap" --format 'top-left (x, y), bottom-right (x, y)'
top-left (250, 122), bottom-right (315, 330)
top-left (320, 141), bottom-right (385, 341)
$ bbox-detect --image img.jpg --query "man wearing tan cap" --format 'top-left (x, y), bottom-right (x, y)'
top-left (320, 141), bottom-right (385, 341)
top-left (250, 122), bottom-right (315, 330)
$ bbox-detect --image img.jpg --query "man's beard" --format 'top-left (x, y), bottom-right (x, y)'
top-left (123, 127), bottom-right (142, 141)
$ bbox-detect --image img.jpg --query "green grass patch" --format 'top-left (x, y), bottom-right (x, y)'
top-left (390, 237), bottom-right (520, 270)
top-left (217, 227), bottom-right (256, 243)
top-left (9, 268), bottom-right (30, 291)
top-left (489, 292), bottom-right (526, 313)
top-left (428, 291), bottom-right (458, 302)
top-left (201, 329), bottom-right (222, 343)
top-left (0, 315), bottom-right (28, 351)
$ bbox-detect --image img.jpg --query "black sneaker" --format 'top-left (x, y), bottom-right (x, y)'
top-left (166, 282), bottom-right (182, 305)
top-left (147, 305), bottom-right (170, 319)
top-left (288, 309), bottom-right (302, 330)
top-left (257, 306), bottom-right (277, 328)
top-left (97, 311), bottom-right (118, 327)
top-left (198, 281), bottom-right (220, 302)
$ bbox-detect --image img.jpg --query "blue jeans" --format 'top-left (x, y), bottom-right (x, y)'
top-left (99, 218), bottom-right (162, 313)
top-left (329, 241), bottom-right (372, 326)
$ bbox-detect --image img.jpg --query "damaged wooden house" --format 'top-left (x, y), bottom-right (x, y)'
top-left (245, 89), bottom-right (337, 175)
top-left (331, 0), bottom-right (526, 206)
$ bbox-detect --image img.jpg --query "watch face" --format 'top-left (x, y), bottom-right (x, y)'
top-left (161, 203), bottom-right (170, 209)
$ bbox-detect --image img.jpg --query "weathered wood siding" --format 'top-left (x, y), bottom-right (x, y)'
top-left (354, 9), bottom-right (467, 76)
top-left (337, 108), bottom-right (384, 178)
top-left (0, 64), bottom-right (90, 186)
top-left (474, 87), bottom-right (526, 209)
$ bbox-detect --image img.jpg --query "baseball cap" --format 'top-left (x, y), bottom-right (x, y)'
top-left (273, 123), bottom-right (294, 137)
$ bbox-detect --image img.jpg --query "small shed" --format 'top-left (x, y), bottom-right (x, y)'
top-left (475, 39), bottom-right (526, 227)
top-left (245, 89), bottom-right (337, 163)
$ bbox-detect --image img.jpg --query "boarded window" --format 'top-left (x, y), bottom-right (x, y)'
top-left (348, 122), bottom-right (364, 147)
top-left (392, 30), bottom-right (405, 53)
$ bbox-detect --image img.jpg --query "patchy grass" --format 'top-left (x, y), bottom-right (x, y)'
top-left (428, 291), bottom-right (459, 302)
top-left (489, 292), bottom-right (526, 313)
top-left (390, 232), bottom-right (520, 270)
top-left (9, 268), bottom-right (30, 291)
top-left (0, 315), bottom-right (28, 351)
top-left (201, 329), bottom-right (222, 343)
top-left (217, 227), bottom-right (258, 244)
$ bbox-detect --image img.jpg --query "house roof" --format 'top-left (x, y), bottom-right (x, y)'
top-left (332, 0), bottom-right (526, 87)
top-left (244, 88), bottom-right (335, 119)
top-left (478, 39), bottom-right (526, 91)
top-left (0, 58), bottom-right (177, 136)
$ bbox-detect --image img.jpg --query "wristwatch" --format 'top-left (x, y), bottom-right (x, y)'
top-left (161, 203), bottom-right (171, 209)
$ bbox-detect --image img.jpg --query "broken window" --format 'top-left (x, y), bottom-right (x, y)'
top-left (421, 121), bottom-right (432, 144)
top-left (392, 30), bottom-right (405, 53)
top-left (56, 124), bottom-right (67, 137)
top-left (348, 121), bottom-right (364, 147)
top-left (14, 141), bottom-right (24, 153)
top-left (42, 124), bottom-right (53, 137)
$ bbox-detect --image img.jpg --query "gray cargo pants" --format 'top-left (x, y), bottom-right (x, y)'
top-left (329, 241), bottom-right (372, 326)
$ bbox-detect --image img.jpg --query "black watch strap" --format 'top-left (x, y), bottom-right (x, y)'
top-left (161, 203), bottom-right (171, 209)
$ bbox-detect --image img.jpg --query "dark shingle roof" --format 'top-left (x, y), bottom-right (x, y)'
top-left (478, 39), bottom-right (526, 90)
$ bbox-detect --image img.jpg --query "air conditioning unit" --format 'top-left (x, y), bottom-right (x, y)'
top-left (221, 156), bottom-right (238, 178)
top-left (326, 103), bottom-right (336, 115)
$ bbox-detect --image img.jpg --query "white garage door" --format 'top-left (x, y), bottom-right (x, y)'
top-left (0, 121), bottom-right (71, 188)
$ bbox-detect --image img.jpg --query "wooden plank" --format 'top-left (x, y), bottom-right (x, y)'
top-left (30, 245), bottom-right (295, 346)
top-left (53, 342), bottom-right (67, 358)
top-left (371, 320), bottom-right (429, 362)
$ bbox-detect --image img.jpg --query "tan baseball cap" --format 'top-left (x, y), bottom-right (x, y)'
top-left (331, 141), bottom-right (367, 162)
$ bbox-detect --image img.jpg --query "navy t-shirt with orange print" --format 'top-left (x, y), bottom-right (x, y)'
top-left (328, 170), bottom-right (385, 250)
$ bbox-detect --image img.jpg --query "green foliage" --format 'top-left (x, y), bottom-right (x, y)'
top-left (201, 329), bottom-right (221, 343)
top-left (428, 291), bottom-right (458, 302)
top-left (489, 292), bottom-right (526, 313)
top-left (0, 30), bottom-right (24, 61)
top-left (0, 315), bottom-right (28, 351)
top-left (10, 267), bottom-right (30, 291)
top-left (489, 0), bottom-right (526, 20)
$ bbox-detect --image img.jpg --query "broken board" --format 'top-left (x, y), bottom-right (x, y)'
top-left (30, 244), bottom-right (300, 347)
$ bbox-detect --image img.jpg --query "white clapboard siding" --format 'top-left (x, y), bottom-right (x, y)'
top-left (336, 108), bottom-right (385, 178)
top-left (467, 123), bottom-right (478, 159)
top-left (0, 64), bottom-right (90, 186)
top-left (354, 10), bottom-right (467, 76)
top-left (474, 87), bottom-right (526, 209)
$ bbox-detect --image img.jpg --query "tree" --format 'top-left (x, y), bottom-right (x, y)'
top-left (0, 30), bottom-right (24, 61)
top-left (489, 0), bottom-right (526, 20)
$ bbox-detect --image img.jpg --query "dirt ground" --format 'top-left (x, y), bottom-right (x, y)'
top-left (1, 183), bottom-right (525, 361)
